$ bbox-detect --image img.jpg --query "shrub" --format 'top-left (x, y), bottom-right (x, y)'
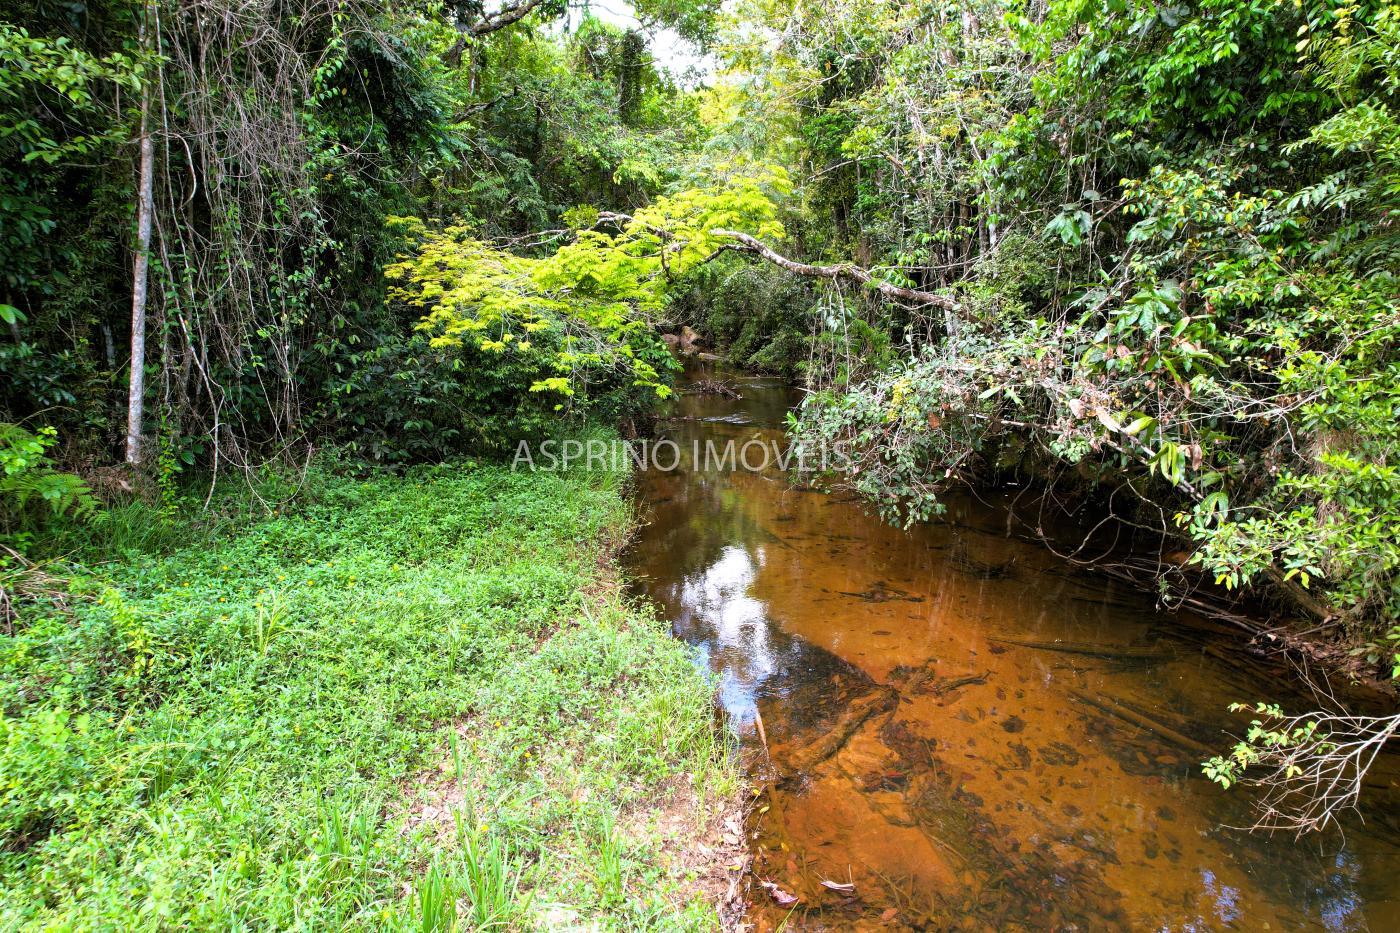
top-left (0, 423), bottom-right (95, 549)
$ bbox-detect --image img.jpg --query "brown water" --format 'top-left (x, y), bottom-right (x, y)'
top-left (626, 365), bottom-right (1400, 931)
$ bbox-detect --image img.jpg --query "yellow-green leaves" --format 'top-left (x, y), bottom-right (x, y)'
top-left (385, 167), bottom-right (790, 397)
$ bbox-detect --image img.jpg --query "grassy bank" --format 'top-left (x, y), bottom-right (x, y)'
top-left (0, 461), bottom-right (736, 929)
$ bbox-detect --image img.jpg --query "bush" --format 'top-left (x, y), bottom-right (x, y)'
top-left (320, 329), bottom-right (673, 464)
top-left (0, 423), bottom-right (95, 549)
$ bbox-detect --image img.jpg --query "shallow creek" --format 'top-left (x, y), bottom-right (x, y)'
top-left (626, 365), bottom-right (1400, 930)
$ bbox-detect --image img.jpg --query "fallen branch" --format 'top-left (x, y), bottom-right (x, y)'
top-left (687, 378), bottom-right (741, 399)
top-left (574, 213), bottom-right (956, 314)
top-left (1216, 709), bottom-right (1400, 835)
top-left (780, 687), bottom-right (897, 775)
top-left (988, 636), bottom-right (1173, 662)
top-left (926, 671), bottom-right (991, 698)
top-left (1068, 689), bottom-right (1214, 757)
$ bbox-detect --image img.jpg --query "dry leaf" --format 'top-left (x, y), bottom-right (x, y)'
top-left (760, 880), bottom-right (800, 907)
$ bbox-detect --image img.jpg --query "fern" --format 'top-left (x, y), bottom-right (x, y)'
top-left (0, 423), bottom-right (97, 545)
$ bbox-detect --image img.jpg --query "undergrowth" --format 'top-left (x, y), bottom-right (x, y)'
top-left (0, 459), bottom-right (733, 929)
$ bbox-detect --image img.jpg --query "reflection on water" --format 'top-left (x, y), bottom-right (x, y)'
top-left (627, 364), bottom-right (1400, 930)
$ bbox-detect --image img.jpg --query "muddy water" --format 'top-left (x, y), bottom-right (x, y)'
top-left (626, 365), bottom-right (1400, 930)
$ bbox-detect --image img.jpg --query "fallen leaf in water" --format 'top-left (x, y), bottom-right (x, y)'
top-left (820, 879), bottom-right (856, 893)
top-left (760, 880), bottom-right (799, 907)
top-left (880, 907), bottom-right (899, 922)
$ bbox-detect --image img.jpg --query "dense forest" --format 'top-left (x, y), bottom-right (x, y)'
top-left (2, 0), bottom-right (1399, 926)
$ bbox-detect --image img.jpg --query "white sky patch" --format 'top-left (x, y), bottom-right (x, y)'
top-left (560, 1), bottom-right (716, 85)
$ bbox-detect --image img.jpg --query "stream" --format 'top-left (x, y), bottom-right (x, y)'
top-left (626, 364), bottom-right (1400, 930)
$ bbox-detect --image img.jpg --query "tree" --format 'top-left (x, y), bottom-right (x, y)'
top-left (126, 2), bottom-right (155, 467)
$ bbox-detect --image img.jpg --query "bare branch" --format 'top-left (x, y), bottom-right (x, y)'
top-left (460, 86), bottom-right (518, 115)
top-left (710, 229), bottom-right (959, 312)
top-left (1224, 710), bottom-right (1400, 835)
top-left (468, 0), bottom-right (549, 36)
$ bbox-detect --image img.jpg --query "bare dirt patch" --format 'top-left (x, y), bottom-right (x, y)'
top-left (618, 771), bottom-right (753, 930)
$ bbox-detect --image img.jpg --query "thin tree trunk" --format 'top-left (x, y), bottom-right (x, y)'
top-left (127, 15), bottom-right (155, 467)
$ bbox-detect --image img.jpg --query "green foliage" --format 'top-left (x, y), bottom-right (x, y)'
top-left (0, 14), bottom-right (148, 454)
top-left (670, 258), bottom-right (817, 376)
top-left (0, 20), bottom-right (144, 295)
top-left (0, 706), bottom-right (107, 848)
top-left (0, 423), bottom-right (95, 547)
top-left (386, 166), bottom-right (790, 400)
top-left (0, 0), bottom-right (719, 469)
top-left (793, 329), bottom-right (1035, 525)
top-left (632, 0), bottom-right (725, 46)
top-left (1202, 703), bottom-right (1322, 790)
top-left (0, 460), bottom-right (732, 928)
top-left (748, 0), bottom-right (1400, 642)
top-left (454, 830), bottom-right (533, 928)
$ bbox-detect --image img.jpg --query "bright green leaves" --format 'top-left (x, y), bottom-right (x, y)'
top-left (625, 163), bottom-right (790, 269)
top-left (1046, 206), bottom-right (1093, 245)
top-left (0, 23), bottom-right (147, 166)
top-left (530, 377), bottom-right (573, 396)
top-left (0, 22), bottom-right (151, 297)
top-left (386, 167), bottom-right (790, 398)
top-left (1121, 414), bottom-right (1158, 437)
top-left (1202, 703), bottom-right (1324, 793)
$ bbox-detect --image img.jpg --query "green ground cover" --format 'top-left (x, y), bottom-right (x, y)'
top-left (1, 461), bottom-right (734, 930)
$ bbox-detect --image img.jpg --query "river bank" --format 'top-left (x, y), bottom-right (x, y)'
top-left (1, 460), bottom-right (739, 929)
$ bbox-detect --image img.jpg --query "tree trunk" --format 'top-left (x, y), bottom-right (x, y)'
top-left (126, 12), bottom-right (155, 467)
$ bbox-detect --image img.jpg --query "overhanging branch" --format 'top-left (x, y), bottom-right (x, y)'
top-left (468, 0), bottom-right (549, 35)
top-left (571, 212), bottom-right (960, 314)
top-left (710, 229), bottom-right (959, 312)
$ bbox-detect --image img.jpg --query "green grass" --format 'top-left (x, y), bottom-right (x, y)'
top-left (0, 460), bottom-right (734, 929)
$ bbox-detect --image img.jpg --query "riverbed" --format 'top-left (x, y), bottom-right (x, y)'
top-left (626, 365), bottom-right (1400, 930)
